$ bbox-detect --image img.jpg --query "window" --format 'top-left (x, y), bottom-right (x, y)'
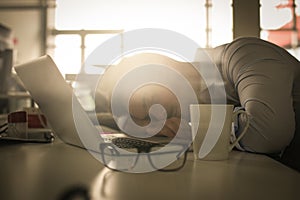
top-left (261, 0), bottom-right (300, 58)
top-left (53, 34), bottom-right (81, 75)
top-left (48, 0), bottom-right (233, 76)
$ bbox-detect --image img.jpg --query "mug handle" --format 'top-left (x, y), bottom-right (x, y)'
top-left (229, 110), bottom-right (250, 151)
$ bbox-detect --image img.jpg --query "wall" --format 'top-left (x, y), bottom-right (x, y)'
top-left (0, 0), bottom-right (45, 64)
top-left (232, 0), bottom-right (260, 38)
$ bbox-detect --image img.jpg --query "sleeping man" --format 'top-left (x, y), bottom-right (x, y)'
top-left (95, 37), bottom-right (300, 167)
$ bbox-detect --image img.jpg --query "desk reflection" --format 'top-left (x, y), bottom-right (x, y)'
top-left (90, 151), bottom-right (300, 200)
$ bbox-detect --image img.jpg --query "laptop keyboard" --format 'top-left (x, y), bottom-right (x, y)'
top-left (111, 137), bottom-right (161, 150)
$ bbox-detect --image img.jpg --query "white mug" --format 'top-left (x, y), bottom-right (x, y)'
top-left (190, 104), bottom-right (249, 160)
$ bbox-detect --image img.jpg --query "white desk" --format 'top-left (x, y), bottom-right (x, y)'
top-left (0, 138), bottom-right (299, 200)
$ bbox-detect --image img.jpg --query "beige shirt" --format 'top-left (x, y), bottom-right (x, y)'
top-left (208, 37), bottom-right (300, 154)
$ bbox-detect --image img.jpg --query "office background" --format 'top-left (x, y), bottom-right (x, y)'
top-left (2, 0), bottom-right (296, 76)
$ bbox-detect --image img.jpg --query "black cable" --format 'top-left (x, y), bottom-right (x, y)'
top-left (0, 127), bottom-right (7, 134)
top-left (0, 123), bottom-right (7, 129)
top-left (0, 123), bottom-right (8, 135)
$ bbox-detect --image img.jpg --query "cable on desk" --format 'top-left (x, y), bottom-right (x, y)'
top-left (0, 122), bottom-right (7, 129)
top-left (0, 123), bottom-right (7, 134)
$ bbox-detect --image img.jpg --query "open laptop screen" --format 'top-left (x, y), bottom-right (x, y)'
top-left (14, 55), bottom-right (103, 151)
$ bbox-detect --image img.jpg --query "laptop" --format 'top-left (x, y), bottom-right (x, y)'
top-left (14, 55), bottom-right (183, 152)
top-left (14, 55), bottom-right (106, 152)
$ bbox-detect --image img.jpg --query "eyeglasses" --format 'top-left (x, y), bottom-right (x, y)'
top-left (99, 138), bottom-right (188, 172)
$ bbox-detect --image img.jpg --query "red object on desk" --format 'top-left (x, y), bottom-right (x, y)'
top-left (28, 114), bottom-right (47, 128)
top-left (7, 110), bottom-right (47, 128)
top-left (7, 111), bottom-right (27, 123)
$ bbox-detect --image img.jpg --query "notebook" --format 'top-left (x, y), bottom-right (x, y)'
top-left (14, 55), bottom-right (178, 152)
